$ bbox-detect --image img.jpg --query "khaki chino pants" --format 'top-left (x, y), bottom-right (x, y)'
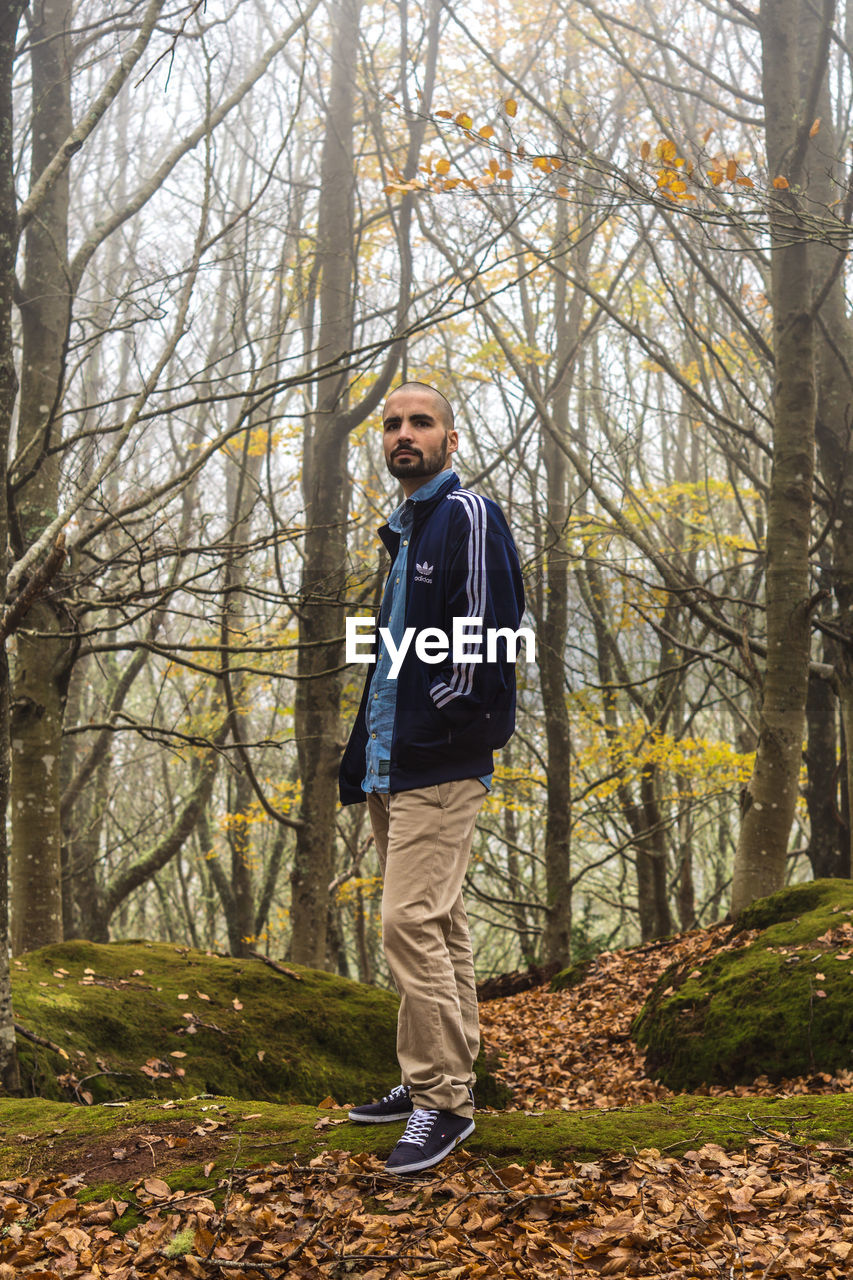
top-left (366, 778), bottom-right (486, 1118)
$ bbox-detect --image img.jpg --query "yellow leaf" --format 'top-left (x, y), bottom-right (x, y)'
top-left (555, 184), bottom-right (570, 196)
top-left (702, 127), bottom-right (713, 143)
top-left (478, 125), bottom-right (495, 139)
top-left (736, 174), bottom-right (754, 187)
top-left (435, 109), bottom-right (453, 119)
top-left (504, 98), bottom-right (517, 117)
top-left (441, 178), bottom-right (460, 189)
top-left (809, 117), bottom-right (821, 138)
top-left (658, 138), bottom-right (677, 163)
top-left (640, 140), bottom-right (651, 160)
top-left (455, 112), bottom-right (473, 128)
top-left (498, 168), bottom-right (514, 181)
top-left (489, 157), bottom-right (499, 173)
top-left (435, 158), bottom-right (451, 175)
top-left (773, 175), bottom-right (789, 189)
top-left (726, 158), bottom-right (737, 181)
top-left (709, 169), bottom-right (723, 186)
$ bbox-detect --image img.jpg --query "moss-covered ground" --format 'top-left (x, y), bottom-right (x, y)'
top-left (10, 939), bottom-right (508, 1109)
top-left (2, 1093), bottom-right (853, 1195)
top-left (633, 879), bottom-right (853, 1090)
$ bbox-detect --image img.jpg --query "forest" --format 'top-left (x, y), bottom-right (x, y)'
top-left (0, 0), bottom-right (850, 1053)
top-left (1, 0), bottom-right (853, 1273)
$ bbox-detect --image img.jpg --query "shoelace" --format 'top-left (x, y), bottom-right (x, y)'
top-left (399, 1107), bottom-right (438, 1147)
top-left (381, 1084), bottom-right (410, 1103)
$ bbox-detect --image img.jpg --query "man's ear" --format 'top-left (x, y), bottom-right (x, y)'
top-left (447, 429), bottom-right (459, 456)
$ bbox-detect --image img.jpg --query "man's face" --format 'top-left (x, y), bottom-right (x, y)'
top-left (382, 387), bottom-right (458, 495)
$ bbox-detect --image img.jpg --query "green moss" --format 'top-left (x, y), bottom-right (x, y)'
top-left (2, 1094), bottom-right (853, 1187)
top-left (732, 879), bottom-right (853, 933)
top-left (9, 940), bottom-right (509, 1109)
top-left (634, 879), bottom-right (853, 1089)
top-left (164, 1227), bottom-right (196, 1257)
top-left (549, 959), bottom-right (593, 991)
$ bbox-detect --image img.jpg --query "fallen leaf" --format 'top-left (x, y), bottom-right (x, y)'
top-left (142, 1177), bottom-right (171, 1198)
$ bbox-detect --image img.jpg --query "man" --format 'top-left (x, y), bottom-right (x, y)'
top-left (339, 381), bottom-right (524, 1175)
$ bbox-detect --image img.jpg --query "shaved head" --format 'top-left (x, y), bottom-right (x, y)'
top-left (381, 382), bottom-right (459, 496)
top-left (386, 381), bottom-right (454, 433)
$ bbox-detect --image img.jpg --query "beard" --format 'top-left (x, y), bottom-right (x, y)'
top-left (387, 435), bottom-right (449, 480)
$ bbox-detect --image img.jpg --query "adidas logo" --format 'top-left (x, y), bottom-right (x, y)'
top-left (414, 560), bottom-right (434, 584)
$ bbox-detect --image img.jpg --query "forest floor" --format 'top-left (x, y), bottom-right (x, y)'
top-left (3, 926), bottom-right (853, 1277)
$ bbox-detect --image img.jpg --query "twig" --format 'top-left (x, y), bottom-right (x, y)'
top-left (73, 1070), bottom-right (136, 1104)
top-left (14, 1022), bottom-right (67, 1055)
top-left (247, 951), bottom-right (303, 980)
top-left (202, 1134), bottom-right (246, 1260)
top-left (760, 1245), bottom-right (791, 1279)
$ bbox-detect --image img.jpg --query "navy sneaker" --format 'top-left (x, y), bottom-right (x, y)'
top-left (348, 1083), bottom-right (413, 1124)
top-left (385, 1108), bottom-right (475, 1174)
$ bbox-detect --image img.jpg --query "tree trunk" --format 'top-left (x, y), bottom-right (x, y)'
top-left (637, 765), bottom-right (674, 940)
top-left (730, 0), bottom-right (818, 912)
top-left (539, 280), bottom-right (573, 966)
top-left (805, 663), bottom-right (848, 877)
top-left (288, 0), bottom-right (435, 965)
top-left (799, 3), bottom-right (853, 876)
top-left (289, 0), bottom-right (360, 967)
top-left (0, 0), bottom-right (27, 1091)
top-left (10, 0), bottom-right (75, 952)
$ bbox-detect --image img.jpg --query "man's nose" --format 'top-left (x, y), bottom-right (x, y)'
top-left (397, 418), bottom-right (414, 441)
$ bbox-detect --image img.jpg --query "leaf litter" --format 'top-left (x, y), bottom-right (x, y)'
top-left (4, 926), bottom-right (853, 1278)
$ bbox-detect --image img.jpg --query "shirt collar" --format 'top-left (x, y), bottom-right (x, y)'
top-left (388, 469), bottom-right (457, 531)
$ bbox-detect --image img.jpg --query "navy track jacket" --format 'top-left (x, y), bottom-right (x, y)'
top-left (339, 473), bottom-right (525, 804)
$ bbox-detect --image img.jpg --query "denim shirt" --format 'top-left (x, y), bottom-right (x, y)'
top-left (362, 470), bottom-right (491, 794)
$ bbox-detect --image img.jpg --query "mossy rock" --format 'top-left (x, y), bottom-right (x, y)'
top-left (550, 959), bottom-right (593, 992)
top-left (731, 879), bottom-right (848, 932)
top-left (10, 940), bottom-right (510, 1110)
top-left (633, 879), bottom-right (853, 1091)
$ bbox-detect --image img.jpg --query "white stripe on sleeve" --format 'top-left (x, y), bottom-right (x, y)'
top-left (431, 490), bottom-right (487, 707)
